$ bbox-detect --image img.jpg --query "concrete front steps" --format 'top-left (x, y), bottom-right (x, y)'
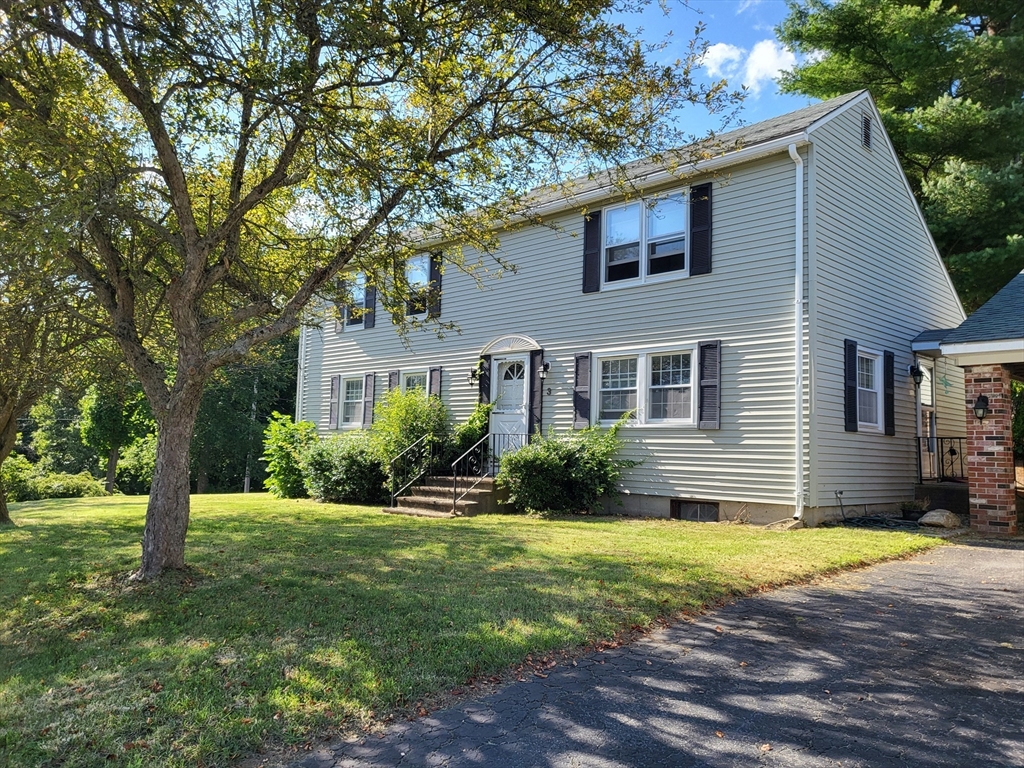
top-left (382, 476), bottom-right (500, 519)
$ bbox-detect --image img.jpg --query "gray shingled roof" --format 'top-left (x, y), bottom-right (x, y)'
top-left (942, 270), bottom-right (1024, 344)
top-left (913, 328), bottom-right (954, 345)
top-left (527, 91), bottom-right (866, 209)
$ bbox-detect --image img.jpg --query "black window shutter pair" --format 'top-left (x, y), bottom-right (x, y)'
top-left (581, 183), bottom-right (712, 292)
top-left (328, 374), bottom-right (374, 428)
top-left (571, 343), bottom-right (720, 429)
top-left (843, 340), bottom-right (895, 435)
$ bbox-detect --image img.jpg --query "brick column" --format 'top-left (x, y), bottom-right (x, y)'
top-left (964, 365), bottom-right (1017, 535)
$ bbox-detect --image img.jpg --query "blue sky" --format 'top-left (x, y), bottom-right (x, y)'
top-left (611, 0), bottom-right (819, 136)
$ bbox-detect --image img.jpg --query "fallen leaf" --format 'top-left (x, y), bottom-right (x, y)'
top-left (760, 743), bottom-right (772, 752)
top-left (715, 626), bottom-right (723, 633)
top-left (739, 661), bottom-right (748, 667)
top-left (715, 731), bottom-right (724, 738)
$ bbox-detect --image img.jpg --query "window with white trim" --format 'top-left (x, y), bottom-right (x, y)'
top-left (603, 193), bottom-right (687, 285)
top-left (403, 371), bottom-right (427, 393)
top-left (596, 347), bottom-right (696, 424)
top-left (342, 377), bottom-right (364, 426)
top-left (857, 352), bottom-right (881, 428)
top-left (336, 272), bottom-right (367, 330)
top-left (406, 254), bottom-right (429, 315)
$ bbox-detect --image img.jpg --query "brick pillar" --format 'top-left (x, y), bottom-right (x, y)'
top-left (964, 365), bottom-right (1017, 535)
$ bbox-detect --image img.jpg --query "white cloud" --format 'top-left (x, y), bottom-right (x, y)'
top-left (701, 39), bottom-right (797, 97)
top-left (736, 0), bottom-right (764, 14)
top-left (702, 42), bottom-right (744, 79)
top-left (743, 40), bottom-right (797, 94)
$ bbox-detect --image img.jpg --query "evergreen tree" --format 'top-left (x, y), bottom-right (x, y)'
top-left (778, 0), bottom-right (1024, 309)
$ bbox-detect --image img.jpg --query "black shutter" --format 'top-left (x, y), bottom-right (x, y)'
top-left (883, 351), bottom-right (895, 436)
top-left (529, 350), bottom-right (543, 436)
top-left (361, 373), bottom-right (375, 428)
top-left (478, 355), bottom-right (491, 404)
top-left (573, 352), bottom-right (591, 428)
top-left (328, 375), bottom-right (340, 429)
top-left (363, 285), bottom-right (376, 329)
top-left (698, 341), bottom-right (721, 430)
top-left (428, 367), bottom-right (442, 397)
top-left (582, 210), bottom-right (601, 293)
top-left (427, 252), bottom-right (442, 318)
top-left (387, 370), bottom-right (399, 391)
top-left (689, 183), bottom-right (712, 276)
top-left (844, 340), bottom-right (858, 432)
top-left (334, 278), bottom-right (346, 332)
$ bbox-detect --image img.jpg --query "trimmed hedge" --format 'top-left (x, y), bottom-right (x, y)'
top-left (302, 432), bottom-right (387, 504)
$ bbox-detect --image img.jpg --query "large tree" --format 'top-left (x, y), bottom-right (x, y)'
top-left (777, 0), bottom-right (1024, 309)
top-left (0, 1), bottom-right (733, 577)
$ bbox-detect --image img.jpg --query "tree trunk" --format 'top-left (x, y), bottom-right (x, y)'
top-left (105, 447), bottom-right (119, 494)
top-left (0, 480), bottom-right (11, 526)
top-left (0, 415), bottom-right (17, 525)
top-left (135, 389), bottom-right (204, 580)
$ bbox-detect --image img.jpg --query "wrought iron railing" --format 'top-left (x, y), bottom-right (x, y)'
top-left (917, 436), bottom-right (967, 482)
top-left (390, 435), bottom-right (438, 507)
top-left (451, 432), bottom-right (526, 510)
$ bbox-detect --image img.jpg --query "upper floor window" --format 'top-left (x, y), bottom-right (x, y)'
top-left (406, 254), bottom-right (430, 315)
top-left (604, 193), bottom-right (687, 285)
top-left (336, 272), bottom-right (367, 330)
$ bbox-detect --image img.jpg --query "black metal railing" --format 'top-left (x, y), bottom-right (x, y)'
top-left (390, 435), bottom-right (439, 507)
top-left (452, 432), bottom-right (526, 511)
top-left (917, 436), bottom-right (967, 482)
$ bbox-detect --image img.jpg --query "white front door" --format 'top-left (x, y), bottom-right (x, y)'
top-left (489, 354), bottom-right (529, 459)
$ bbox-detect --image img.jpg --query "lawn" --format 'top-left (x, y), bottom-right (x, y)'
top-left (1, 494), bottom-right (941, 768)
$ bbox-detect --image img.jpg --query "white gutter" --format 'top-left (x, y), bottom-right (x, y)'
top-left (788, 143), bottom-right (805, 520)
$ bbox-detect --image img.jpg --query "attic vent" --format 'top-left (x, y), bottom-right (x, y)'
top-left (861, 115), bottom-right (872, 148)
top-left (670, 500), bottom-right (719, 522)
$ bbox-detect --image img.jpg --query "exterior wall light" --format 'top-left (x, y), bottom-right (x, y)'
top-left (467, 361), bottom-right (483, 386)
top-left (973, 394), bottom-right (990, 421)
top-left (538, 361), bottom-right (551, 380)
top-left (908, 365), bottom-right (924, 387)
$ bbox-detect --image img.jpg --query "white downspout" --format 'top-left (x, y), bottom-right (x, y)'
top-left (788, 144), bottom-right (805, 520)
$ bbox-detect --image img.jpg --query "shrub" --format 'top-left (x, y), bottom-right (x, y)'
top-left (301, 432), bottom-right (387, 504)
top-left (445, 402), bottom-right (493, 466)
top-left (116, 433), bottom-right (158, 495)
top-left (262, 412), bottom-right (319, 498)
top-left (1, 453), bottom-right (38, 503)
top-left (1, 455), bottom-right (108, 502)
top-left (369, 388), bottom-right (451, 471)
top-left (31, 472), bottom-right (107, 500)
top-left (496, 418), bottom-right (637, 514)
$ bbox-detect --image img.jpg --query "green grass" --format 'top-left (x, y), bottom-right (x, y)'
top-left (1, 494), bottom-right (941, 768)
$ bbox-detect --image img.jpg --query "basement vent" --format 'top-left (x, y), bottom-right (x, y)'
top-left (670, 500), bottom-right (720, 522)
top-left (861, 115), bottom-right (872, 149)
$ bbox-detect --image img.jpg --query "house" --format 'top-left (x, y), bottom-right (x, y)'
top-left (295, 90), bottom-right (968, 526)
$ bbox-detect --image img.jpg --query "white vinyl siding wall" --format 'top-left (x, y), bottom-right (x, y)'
top-left (808, 103), bottom-right (966, 508)
top-left (300, 153), bottom-right (804, 507)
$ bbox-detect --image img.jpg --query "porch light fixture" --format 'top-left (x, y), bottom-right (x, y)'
top-left (467, 361), bottom-right (483, 387)
top-left (973, 394), bottom-right (990, 422)
top-left (908, 365), bottom-right (924, 387)
top-left (538, 361), bottom-right (551, 380)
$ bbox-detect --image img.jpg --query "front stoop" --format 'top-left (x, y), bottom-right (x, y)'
top-left (382, 476), bottom-right (499, 519)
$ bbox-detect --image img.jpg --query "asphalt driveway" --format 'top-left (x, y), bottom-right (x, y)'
top-left (286, 539), bottom-right (1024, 768)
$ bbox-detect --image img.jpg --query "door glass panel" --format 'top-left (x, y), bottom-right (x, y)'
top-left (494, 360), bottom-right (526, 413)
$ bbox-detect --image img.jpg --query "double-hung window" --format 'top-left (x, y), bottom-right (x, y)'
top-left (406, 254), bottom-right (430, 315)
top-left (342, 377), bottom-right (364, 426)
top-left (603, 193), bottom-right (687, 285)
top-left (597, 348), bottom-right (695, 424)
top-left (857, 352), bottom-right (881, 429)
top-left (337, 272), bottom-right (367, 330)
top-left (403, 371), bottom-right (427, 393)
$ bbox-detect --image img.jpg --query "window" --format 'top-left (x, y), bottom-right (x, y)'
top-left (342, 377), bottom-right (363, 426)
top-left (603, 193), bottom-right (687, 285)
top-left (336, 272), bottom-right (367, 330)
top-left (406, 254), bottom-right (429, 315)
top-left (649, 353), bottom-right (692, 420)
top-left (403, 371), bottom-right (427, 393)
top-left (599, 357), bottom-right (638, 420)
top-left (919, 361), bottom-right (934, 408)
top-left (857, 352), bottom-right (880, 427)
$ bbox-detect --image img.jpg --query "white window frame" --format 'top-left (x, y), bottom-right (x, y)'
top-left (601, 190), bottom-right (689, 290)
top-left (406, 254), bottom-right (430, 316)
top-left (593, 343), bottom-right (698, 427)
top-left (336, 272), bottom-right (367, 332)
top-left (856, 350), bottom-right (883, 431)
top-left (402, 370), bottom-right (428, 395)
top-left (340, 376), bottom-right (364, 428)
